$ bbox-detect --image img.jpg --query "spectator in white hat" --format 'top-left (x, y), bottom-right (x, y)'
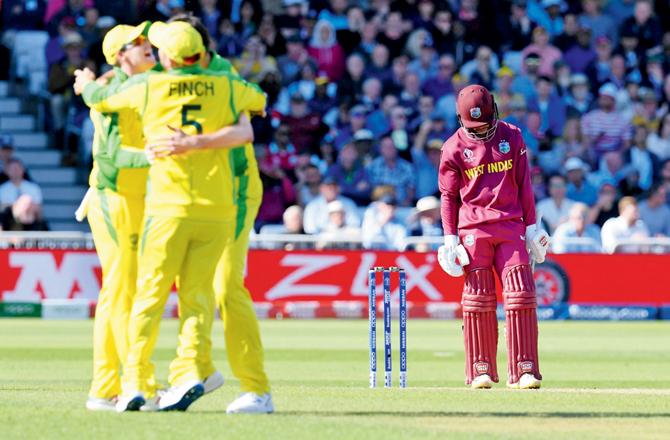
top-left (564, 157), bottom-right (598, 205)
top-left (408, 196), bottom-right (442, 251)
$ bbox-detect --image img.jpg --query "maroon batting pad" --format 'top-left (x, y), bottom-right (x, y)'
top-left (503, 264), bottom-right (541, 384)
top-left (462, 269), bottom-right (499, 384)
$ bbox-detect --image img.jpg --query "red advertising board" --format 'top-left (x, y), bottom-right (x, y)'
top-left (1, 249), bottom-right (669, 307)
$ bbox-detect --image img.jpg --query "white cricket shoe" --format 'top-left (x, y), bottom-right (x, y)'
top-left (158, 380), bottom-right (204, 411)
top-left (139, 388), bottom-right (166, 412)
top-left (226, 392), bottom-right (274, 414)
top-left (115, 393), bottom-right (145, 412)
top-left (507, 373), bottom-right (542, 390)
top-left (203, 371), bottom-right (225, 394)
top-left (86, 396), bottom-right (117, 411)
top-left (471, 374), bottom-right (493, 389)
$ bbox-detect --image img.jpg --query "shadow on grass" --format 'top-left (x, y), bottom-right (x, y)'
top-left (248, 411), bottom-right (670, 419)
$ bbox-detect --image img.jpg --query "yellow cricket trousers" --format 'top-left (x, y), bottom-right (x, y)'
top-left (122, 216), bottom-right (230, 395)
top-left (213, 198), bottom-right (270, 394)
top-left (87, 189), bottom-right (144, 399)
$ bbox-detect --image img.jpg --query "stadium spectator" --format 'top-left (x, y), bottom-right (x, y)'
top-left (399, 72), bottom-right (422, 111)
top-left (318, 0), bottom-right (349, 31)
top-left (262, 123), bottom-right (297, 179)
top-left (0, 158), bottom-right (43, 221)
top-left (536, 174), bottom-right (576, 233)
top-left (281, 92), bottom-right (328, 155)
top-left (590, 151), bottom-right (630, 188)
top-left (382, 53), bottom-right (409, 96)
top-left (430, 9), bottom-right (456, 55)
top-left (555, 117), bottom-right (588, 162)
top-left (359, 77), bottom-right (383, 112)
top-left (601, 196), bottom-right (650, 253)
top-left (521, 26), bottom-right (562, 78)
top-left (307, 20), bottom-right (344, 81)
top-left (316, 200), bottom-right (362, 250)
top-left (623, 125), bottom-right (659, 191)
top-left (585, 34), bottom-right (614, 87)
top-left (563, 25), bottom-right (596, 74)
top-left (579, 0), bottom-right (617, 43)
top-left (333, 104), bottom-right (367, 150)
top-left (258, 13), bottom-right (286, 58)
top-left (620, 0), bottom-right (662, 52)
top-left (351, 128), bottom-right (375, 163)
top-left (498, 0), bottom-right (534, 52)
top-left (48, 31), bottom-right (87, 140)
top-left (387, 106), bottom-right (412, 162)
top-left (407, 195), bottom-right (442, 251)
top-left (408, 38), bottom-right (437, 84)
top-left (0, 135), bottom-right (15, 185)
top-left (638, 183), bottom-right (670, 236)
top-left (336, 53), bottom-right (366, 105)
top-left (217, 19), bottom-right (244, 58)
top-left (421, 54), bottom-right (455, 103)
top-left (3, 0), bottom-right (46, 31)
top-left (646, 112), bottom-right (670, 160)
top-left (553, 12), bottom-right (579, 52)
top-left (588, 181), bottom-right (619, 227)
top-left (564, 74), bottom-right (593, 118)
top-left (303, 176), bottom-right (359, 234)
top-left (366, 93), bottom-right (396, 137)
top-left (361, 194), bottom-right (407, 251)
top-left (335, 5), bottom-right (364, 54)
top-left (581, 83), bottom-right (632, 163)
top-left (282, 205), bottom-right (304, 234)
top-left (366, 44), bottom-right (391, 83)
top-left (256, 156), bottom-right (297, 231)
top-left (276, 34), bottom-right (308, 86)
top-left (564, 157), bottom-right (598, 206)
top-left (412, 136), bottom-right (441, 200)
top-left (367, 136), bottom-right (415, 207)
top-left (376, 11), bottom-right (408, 60)
top-left (461, 46), bottom-right (498, 91)
top-left (233, 35), bottom-right (276, 82)
top-left (326, 143), bottom-right (371, 206)
top-left (295, 163), bottom-right (322, 207)
top-left (552, 202), bottom-right (602, 253)
top-left (531, 75), bottom-right (566, 139)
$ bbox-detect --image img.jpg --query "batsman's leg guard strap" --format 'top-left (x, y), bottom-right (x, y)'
top-left (502, 264), bottom-right (541, 384)
top-left (462, 269), bottom-right (498, 384)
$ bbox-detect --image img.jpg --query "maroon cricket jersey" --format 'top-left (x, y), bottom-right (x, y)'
top-left (438, 121), bottom-right (537, 235)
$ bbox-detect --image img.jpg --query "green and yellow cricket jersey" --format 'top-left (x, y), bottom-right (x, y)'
top-left (208, 52), bottom-right (263, 238)
top-left (82, 65), bottom-right (267, 222)
top-left (89, 67), bottom-right (150, 196)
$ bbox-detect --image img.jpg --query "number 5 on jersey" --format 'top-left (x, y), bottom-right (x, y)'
top-left (182, 105), bottom-right (202, 134)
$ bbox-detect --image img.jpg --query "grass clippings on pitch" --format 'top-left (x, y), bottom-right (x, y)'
top-left (0, 319), bottom-right (668, 439)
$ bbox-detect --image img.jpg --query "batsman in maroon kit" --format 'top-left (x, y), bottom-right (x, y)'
top-left (437, 85), bottom-right (550, 389)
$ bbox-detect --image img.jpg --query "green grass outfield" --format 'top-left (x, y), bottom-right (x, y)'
top-left (1, 319), bottom-right (669, 439)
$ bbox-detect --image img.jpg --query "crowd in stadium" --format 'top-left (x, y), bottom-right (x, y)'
top-left (2, 0), bottom-right (670, 252)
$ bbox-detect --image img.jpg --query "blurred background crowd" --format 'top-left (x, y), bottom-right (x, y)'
top-left (2, 0), bottom-right (670, 253)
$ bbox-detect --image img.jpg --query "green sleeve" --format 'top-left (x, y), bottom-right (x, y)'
top-left (114, 147), bottom-right (150, 168)
top-left (82, 73), bottom-right (148, 113)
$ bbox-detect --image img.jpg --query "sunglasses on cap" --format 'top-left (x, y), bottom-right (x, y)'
top-left (121, 35), bottom-right (147, 51)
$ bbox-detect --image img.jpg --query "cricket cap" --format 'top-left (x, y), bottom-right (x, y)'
top-left (148, 21), bottom-right (205, 65)
top-left (103, 21), bottom-right (151, 65)
top-left (457, 85), bottom-right (495, 129)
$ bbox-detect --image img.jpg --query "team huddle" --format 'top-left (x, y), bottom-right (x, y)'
top-left (75, 14), bottom-right (549, 413)
top-left (74, 16), bottom-right (272, 413)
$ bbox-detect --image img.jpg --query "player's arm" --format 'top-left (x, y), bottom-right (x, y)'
top-left (514, 129), bottom-right (537, 227)
top-left (437, 152), bottom-right (461, 236)
top-left (231, 76), bottom-right (268, 115)
top-left (145, 113), bottom-right (254, 160)
top-left (437, 150), bottom-right (469, 276)
top-left (77, 68), bottom-right (147, 114)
